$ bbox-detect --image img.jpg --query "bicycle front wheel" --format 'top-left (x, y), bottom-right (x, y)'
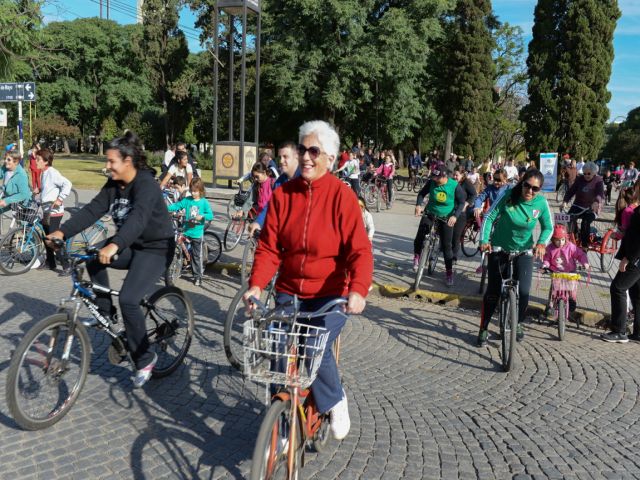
top-left (203, 230), bottom-right (222, 265)
top-left (164, 245), bottom-right (183, 287)
top-left (145, 286), bottom-right (194, 378)
top-left (461, 223), bottom-right (479, 257)
top-left (427, 238), bottom-right (438, 275)
top-left (394, 176), bottom-right (404, 192)
top-left (500, 290), bottom-right (518, 372)
top-left (0, 226), bottom-right (44, 275)
top-left (558, 298), bottom-right (567, 341)
top-left (224, 217), bottom-right (245, 251)
top-left (64, 188), bottom-right (80, 209)
top-left (241, 236), bottom-right (258, 285)
top-left (6, 314), bottom-right (91, 430)
top-left (600, 229), bottom-right (617, 273)
top-left (414, 237), bottom-right (430, 291)
top-left (250, 399), bottom-right (302, 480)
top-left (224, 283), bottom-right (276, 371)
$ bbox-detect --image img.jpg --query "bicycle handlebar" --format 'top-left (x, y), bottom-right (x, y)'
top-left (491, 246), bottom-right (533, 256)
top-left (248, 295), bottom-right (349, 321)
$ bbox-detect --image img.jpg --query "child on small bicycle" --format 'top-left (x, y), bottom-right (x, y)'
top-left (167, 178), bottom-right (213, 287)
top-left (358, 196), bottom-right (375, 243)
top-left (542, 225), bottom-right (589, 313)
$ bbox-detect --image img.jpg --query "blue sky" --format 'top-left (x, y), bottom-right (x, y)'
top-left (43, 0), bottom-right (639, 121)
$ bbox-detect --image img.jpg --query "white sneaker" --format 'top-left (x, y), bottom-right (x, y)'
top-left (330, 390), bottom-right (350, 440)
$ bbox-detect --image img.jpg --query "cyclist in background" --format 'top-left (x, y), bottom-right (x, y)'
top-left (0, 150), bottom-right (31, 212)
top-left (451, 166), bottom-right (477, 264)
top-left (46, 131), bottom-right (175, 388)
top-left (244, 120), bottom-right (373, 441)
top-left (413, 167), bottom-right (465, 286)
top-left (562, 161), bottom-right (603, 247)
top-left (375, 154), bottom-right (396, 207)
top-left (473, 168), bottom-right (507, 221)
top-left (476, 169), bottom-right (552, 347)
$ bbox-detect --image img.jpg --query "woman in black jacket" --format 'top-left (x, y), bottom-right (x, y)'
top-left (451, 166), bottom-right (478, 262)
top-left (604, 202), bottom-right (640, 343)
top-left (47, 131), bottom-right (175, 387)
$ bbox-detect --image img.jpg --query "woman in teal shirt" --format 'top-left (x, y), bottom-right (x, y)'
top-left (0, 150), bottom-right (31, 212)
top-left (477, 169), bottom-right (553, 347)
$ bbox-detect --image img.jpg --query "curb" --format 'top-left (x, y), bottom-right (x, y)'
top-left (374, 282), bottom-right (609, 329)
top-left (203, 262), bottom-right (610, 330)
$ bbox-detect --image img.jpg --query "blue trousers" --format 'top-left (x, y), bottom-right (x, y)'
top-left (275, 292), bottom-right (347, 414)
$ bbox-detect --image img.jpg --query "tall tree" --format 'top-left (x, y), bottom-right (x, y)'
top-left (433, 0), bottom-right (496, 161)
top-left (134, 0), bottom-right (189, 145)
top-left (602, 106), bottom-right (640, 164)
top-left (0, 0), bottom-right (43, 80)
top-left (556, 0), bottom-right (620, 160)
top-left (37, 19), bottom-right (152, 149)
top-left (520, 0), bottom-right (563, 159)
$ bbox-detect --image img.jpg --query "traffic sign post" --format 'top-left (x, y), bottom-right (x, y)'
top-left (0, 82), bottom-right (37, 157)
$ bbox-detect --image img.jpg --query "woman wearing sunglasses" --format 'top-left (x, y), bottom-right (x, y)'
top-left (476, 169), bottom-right (553, 347)
top-left (562, 161), bottom-right (604, 247)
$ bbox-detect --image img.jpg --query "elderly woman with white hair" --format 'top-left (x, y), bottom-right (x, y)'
top-left (243, 120), bottom-right (373, 441)
top-left (563, 161), bottom-right (604, 247)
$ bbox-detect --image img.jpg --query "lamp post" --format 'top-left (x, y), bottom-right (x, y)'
top-left (212, 0), bottom-right (261, 187)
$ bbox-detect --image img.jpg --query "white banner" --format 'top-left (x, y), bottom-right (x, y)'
top-left (0, 108), bottom-right (7, 127)
top-left (540, 152), bottom-right (558, 193)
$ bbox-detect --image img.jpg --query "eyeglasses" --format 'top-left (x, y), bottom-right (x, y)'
top-left (297, 145), bottom-right (322, 159)
top-left (523, 182), bottom-right (541, 193)
top-left (583, 172), bottom-right (593, 176)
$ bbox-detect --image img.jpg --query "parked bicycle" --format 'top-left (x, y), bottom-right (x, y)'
top-left (224, 206), bottom-right (257, 251)
top-left (414, 214), bottom-right (443, 290)
top-left (244, 296), bottom-right (346, 480)
top-left (5, 239), bottom-right (194, 430)
top-left (165, 214), bottom-right (222, 286)
top-left (0, 201), bottom-right (107, 275)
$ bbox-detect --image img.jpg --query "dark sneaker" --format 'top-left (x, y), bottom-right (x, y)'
top-left (194, 278), bottom-right (202, 287)
top-left (476, 329), bottom-right (488, 347)
top-left (133, 353), bottom-right (158, 388)
top-left (516, 324), bottom-right (525, 342)
top-left (629, 333), bottom-right (640, 342)
top-left (445, 270), bottom-right (454, 287)
top-left (601, 332), bottom-right (629, 343)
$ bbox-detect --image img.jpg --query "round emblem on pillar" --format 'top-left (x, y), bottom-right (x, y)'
top-left (222, 152), bottom-right (234, 169)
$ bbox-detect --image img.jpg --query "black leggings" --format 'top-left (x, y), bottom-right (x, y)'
top-left (87, 246), bottom-right (173, 369)
top-left (452, 211), bottom-right (471, 260)
top-left (413, 215), bottom-right (454, 271)
top-left (43, 215), bottom-right (67, 269)
top-left (480, 252), bottom-right (533, 330)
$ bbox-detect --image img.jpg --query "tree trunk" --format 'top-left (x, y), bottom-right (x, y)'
top-left (444, 130), bottom-right (453, 162)
top-left (63, 138), bottom-right (70, 154)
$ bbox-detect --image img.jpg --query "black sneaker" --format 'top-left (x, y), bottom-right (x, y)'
top-left (601, 332), bottom-right (629, 343)
top-left (628, 333), bottom-right (640, 342)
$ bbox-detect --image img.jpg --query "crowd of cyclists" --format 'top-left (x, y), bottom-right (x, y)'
top-left (4, 124), bottom-right (640, 467)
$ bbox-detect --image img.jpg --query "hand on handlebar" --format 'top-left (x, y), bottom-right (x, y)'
top-left (242, 286), bottom-right (263, 314)
top-left (98, 243), bottom-right (119, 265)
top-left (247, 222), bottom-right (261, 237)
top-left (414, 206), bottom-right (423, 217)
top-left (479, 243), bottom-right (492, 253)
top-left (346, 292), bottom-right (366, 314)
top-left (45, 230), bottom-right (65, 248)
top-left (534, 244), bottom-right (545, 260)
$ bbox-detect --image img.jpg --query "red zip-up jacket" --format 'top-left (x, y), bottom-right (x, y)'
top-left (250, 172), bottom-right (373, 299)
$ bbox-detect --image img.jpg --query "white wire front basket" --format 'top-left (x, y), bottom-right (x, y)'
top-left (242, 320), bottom-right (329, 389)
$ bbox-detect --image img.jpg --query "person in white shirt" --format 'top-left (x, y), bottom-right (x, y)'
top-left (504, 159), bottom-right (519, 182)
top-left (335, 151), bottom-right (361, 194)
top-left (35, 148), bottom-right (72, 272)
top-left (162, 144), bottom-right (175, 175)
top-left (160, 151), bottom-right (193, 188)
top-left (576, 159), bottom-right (585, 175)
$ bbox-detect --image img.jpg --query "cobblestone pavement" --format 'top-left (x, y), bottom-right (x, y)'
top-left (1, 188), bottom-right (638, 479)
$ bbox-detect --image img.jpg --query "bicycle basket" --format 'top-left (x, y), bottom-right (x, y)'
top-left (234, 191), bottom-right (251, 207)
top-left (11, 202), bottom-right (40, 224)
top-left (551, 272), bottom-right (581, 300)
top-left (242, 320), bottom-right (329, 389)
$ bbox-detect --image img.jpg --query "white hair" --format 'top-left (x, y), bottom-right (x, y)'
top-left (298, 120), bottom-right (340, 159)
top-left (583, 161), bottom-right (598, 174)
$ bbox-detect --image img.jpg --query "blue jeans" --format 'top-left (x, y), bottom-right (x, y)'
top-left (275, 292), bottom-right (347, 413)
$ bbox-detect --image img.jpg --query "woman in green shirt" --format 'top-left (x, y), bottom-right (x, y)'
top-left (414, 168), bottom-right (466, 286)
top-left (477, 169), bottom-right (553, 347)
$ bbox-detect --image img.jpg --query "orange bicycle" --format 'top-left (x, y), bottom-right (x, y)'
top-left (244, 297), bottom-right (346, 480)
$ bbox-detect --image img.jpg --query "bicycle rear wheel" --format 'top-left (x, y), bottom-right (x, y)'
top-left (203, 231), bottom-right (222, 265)
top-left (461, 223), bottom-right (479, 257)
top-left (241, 235), bottom-right (258, 285)
top-left (164, 244), bottom-right (183, 286)
top-left (558, 298), bottom-right (567, 341)
top-left (250, 399), bottom-right (302, 480)
top-left (600, 229), bottom-right (617, 273)
top-left (224, 283), bottom-right (276, 371)
top-left (394, 176), bottom-right (405, 192)
top-left (63, 188), bottom-right (80, 209)
top-left (363, 184), bottom-right (377, 208)
top-left (224, 217), bottom-right (245, 251)
top-left (500, 290), bottom-right (518, 372)
top-left (144, 286), bottom-right (194, 378)
top-left (6, 314), bottom-right (91, 430)
top-left (0, 225), bottom-right (44, 275)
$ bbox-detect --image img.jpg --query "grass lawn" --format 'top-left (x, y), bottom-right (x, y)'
top-left (52, 154), bottom-right (216, 189)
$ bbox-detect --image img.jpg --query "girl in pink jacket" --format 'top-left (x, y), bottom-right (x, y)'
top-left (543, 225), bottom-right (589, 312)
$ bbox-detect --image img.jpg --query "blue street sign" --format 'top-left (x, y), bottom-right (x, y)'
top-left (0, 82), bottom-right (37, 102)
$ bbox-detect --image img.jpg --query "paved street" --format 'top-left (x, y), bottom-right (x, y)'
top-left (1, 187), bottom-right (639, 479)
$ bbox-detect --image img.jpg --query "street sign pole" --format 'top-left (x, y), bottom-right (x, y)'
top-left (18, 101), bottom-right (24, 156)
